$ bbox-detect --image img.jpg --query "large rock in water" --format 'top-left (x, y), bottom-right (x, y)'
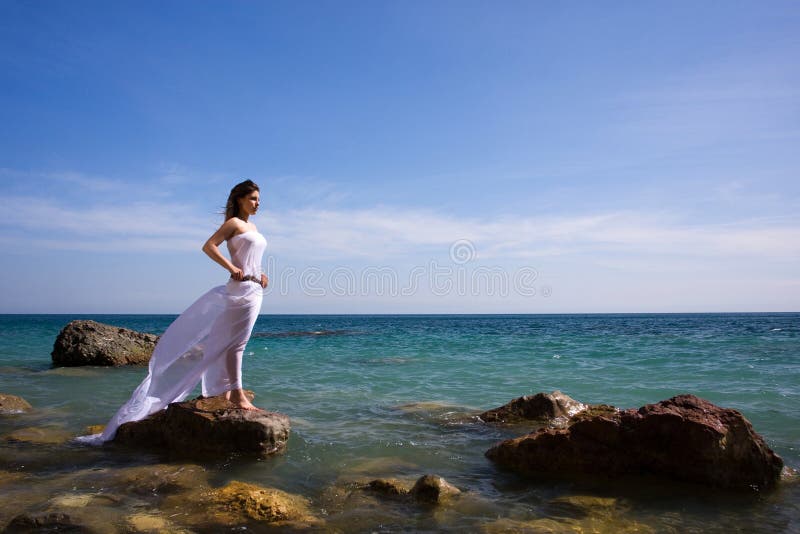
top-left (51, 319), bottom-right (157, 366)
top-left (113, 393), bottom-right (290, 458)
top-left (486, 394), bottom-right (784, 491)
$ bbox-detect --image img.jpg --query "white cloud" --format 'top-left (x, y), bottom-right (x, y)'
top-left (263, 207), bottom-right (800, 264)
top-left (2, 191), bottom-right (798, 266)
top-left (0, 195), bottom-right (213, 251)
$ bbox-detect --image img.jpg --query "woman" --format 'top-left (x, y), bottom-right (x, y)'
top-left (94, 180), bottom-right (268, 442)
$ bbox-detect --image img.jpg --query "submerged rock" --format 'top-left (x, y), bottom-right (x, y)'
top-left (409, 474), bottom-right (461, 504)
top-left (360, 474), bottom-right (460, 505)
top-left (0, 393), bottom-right (32, 415)
top-left (4, 512), bottom-right (95, 533)
top-left (3, 426), bottom-right (73, 445)
top-left (0, 470), bottom-right (26, 487)
top-left (113, 393), bottom-right (290, 458)
top-left (214, 481), bottom-right (315, 524)
top-left (160, 480), bottom-right (321, 529)
top-left (126, 512), bottom-right (189, 534)
top-left (486, 394), bottom-right (784, 491)
top-left (479, 390), bottom-right (586, 426)
top-left (105, 463), bottom-right (209, 496)
top-left (364, 478), bottom-right (411, 497)
top-left (479, 493), bottom-right (651, 533)
top-left (51, 319), bottom-right (158, 366)
top-left (83, 424), bottom-right (105, 435)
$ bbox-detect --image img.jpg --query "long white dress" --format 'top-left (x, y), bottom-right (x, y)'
top-left (89, 230), bottom-right (267, 443)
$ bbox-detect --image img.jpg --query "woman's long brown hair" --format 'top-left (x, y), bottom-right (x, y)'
top-left (224, 179), bottom-right (260, 220)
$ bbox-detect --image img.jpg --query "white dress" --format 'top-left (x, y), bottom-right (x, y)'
top-left (89, 230), bottom-right (267, 443)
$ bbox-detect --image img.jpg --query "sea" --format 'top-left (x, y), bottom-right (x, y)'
top-left (0, 313), bottom-right (798, 532)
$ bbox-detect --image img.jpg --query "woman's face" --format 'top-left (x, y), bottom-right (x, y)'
top-left (238, 190), bottom-right (260, 217)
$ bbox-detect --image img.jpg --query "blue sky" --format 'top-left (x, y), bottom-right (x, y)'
top-left (1, 1), bottom-right (798, 313)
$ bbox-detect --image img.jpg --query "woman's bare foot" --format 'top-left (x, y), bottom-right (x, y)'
top-left (226, 389), bottom-right (265, 411)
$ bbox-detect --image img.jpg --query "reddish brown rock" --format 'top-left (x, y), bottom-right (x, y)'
top-left (51, 320), bottom-right (158, 366)
top-left (479, 390), bottom-right (586, 425)
top-left (486, 394), bottom-right (783, 491)
top-left (113, 393), bottom-right (290, 458)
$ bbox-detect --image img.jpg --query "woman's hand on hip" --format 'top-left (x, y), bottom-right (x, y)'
top-left (230, 267), bottom-right (244, 280)
top-left (260, 274), bottom-right (269, 288)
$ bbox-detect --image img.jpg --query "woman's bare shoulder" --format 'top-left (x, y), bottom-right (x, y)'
top-left (225, 217), bottom-right (256, 237)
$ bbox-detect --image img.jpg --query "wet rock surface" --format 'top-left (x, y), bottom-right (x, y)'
top-left (3, 511), bottom-right (96, 533)
top-left (213, 481), bottom-right (316, 524)
top-left (159, 479), bottom-right (322, 530)
top-left (486, 394), bottom-right (784, 491)
top-left (336, 475), bottom-right (461, 506)
top-left (51, 319), bottom-right (158, 366)
top-left (363, 478), bottom-right (410, 497)
top-left (480, 493), bottom-right (656, 533)
top-left (101, 463), bottom-right (209, 497)
top-left (410, 474), bottom-right (462, 504)
top-left (479, 390), bottom-right (586, 426)
top-left (113, 392), bottom-right (290, 458)
top-left (0, 394), bottom-right (32, 415)
top-left (3, 426), bottom-right (73, 445)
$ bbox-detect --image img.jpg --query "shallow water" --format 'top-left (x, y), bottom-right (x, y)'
top-left (0, 313), bottom-right (798, 532)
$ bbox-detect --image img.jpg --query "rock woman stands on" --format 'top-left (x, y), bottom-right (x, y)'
top-left (84, 180), bottom-right (269, 443)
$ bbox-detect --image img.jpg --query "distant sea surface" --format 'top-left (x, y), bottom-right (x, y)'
top-left (1, 313), bottom-right (798, 532)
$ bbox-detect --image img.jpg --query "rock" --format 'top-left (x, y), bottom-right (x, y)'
top-left (409, 474), bottom-right (461, 504)
top-left (3, 426), bottom-right (73, 445)
top-left (363, 478), bottom-right (410, 497)
top-left (3, 512), bottom-right (96, 533)
top-left (106, 463), bottom-right (209, 496)
top-left (214, 481), bottom-right (315, 523)
top-left (481, 494), bottom-right (652, 533)
top-left (392, 401), bottom-right (479, 427)
top-left (0, 470), bottom-right (26, 487)
top-left (0, 393), bottom-right (32, 414)
top-left (344, 456), bottom-right (419, 476)
top-left (113, 393), bottom-right (290, 458)
top-left (543, 495), bottom-right (619, 519)
top-left (51, 319), bottom-right (158, 366)
top-left (479, 390), bottom-right (585, 425)
top-left (126, 512), bottom-right (189, 533)
top-left (48, 494), bottom-right (95, 508)
top-left (486, 394), bottom-right (784, 491)
top-left (161, 480), bottom-right (320, 529)
top-left (481, 515), bottom-right (653, 534)
top-left (83, 424), bottom-right (105, 435)
top-left (782, 466), bottom-right (800, 483)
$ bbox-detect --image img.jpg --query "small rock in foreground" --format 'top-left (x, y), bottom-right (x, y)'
top-left (486, 394), bottom-right (783, 491)
top-left (51, 319), bottom-right (157, 366)
top-left (113, 392), bottom-right (290, 458)
top-left (159, 480), bottom-right (321, 530)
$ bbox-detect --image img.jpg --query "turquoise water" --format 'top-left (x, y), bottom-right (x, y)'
top-left (1, 313), bottom-right (798, 531)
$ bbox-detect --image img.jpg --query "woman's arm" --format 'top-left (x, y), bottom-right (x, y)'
top-left (202, 219), bottom-right (244, 280)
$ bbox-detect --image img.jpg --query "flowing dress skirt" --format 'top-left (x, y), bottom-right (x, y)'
top-left (89, 279), bottom-right (262, 443)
